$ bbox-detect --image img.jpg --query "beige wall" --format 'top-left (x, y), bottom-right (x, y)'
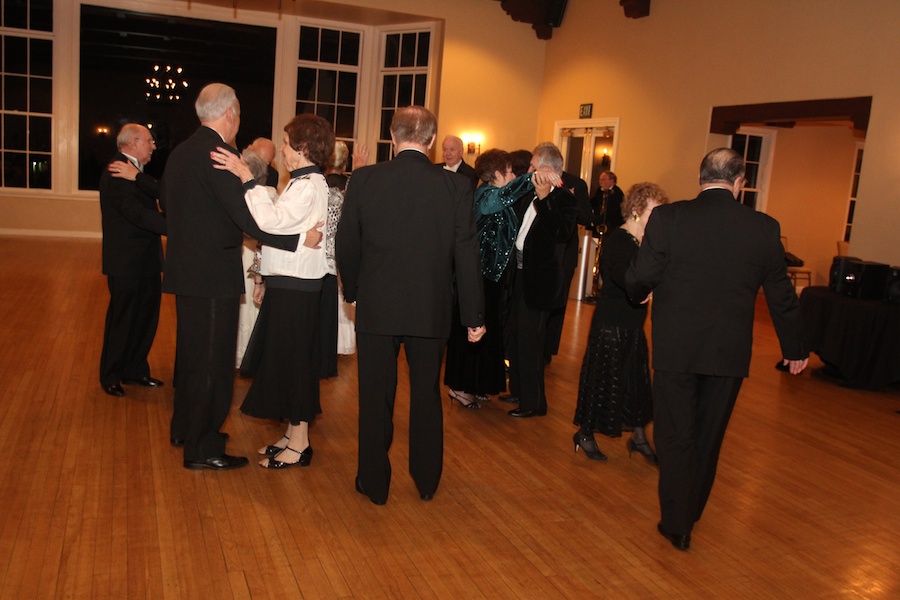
top-left (0, 0), bottom-right (546, 237)
top-left (765, 126), bottom-right (860, 286)
top-left (538, 0), bottom-right (900, 266)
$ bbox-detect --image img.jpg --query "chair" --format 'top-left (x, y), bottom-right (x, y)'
top-left (781, 236), bottom-right (812, 289)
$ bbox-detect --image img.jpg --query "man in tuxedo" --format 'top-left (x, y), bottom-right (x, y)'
top-left (586, 170), bottom-right (625, 300)
top-left (336, 106), bottom-right (485, 505)
top-left (161, 83), bottom-right (302, 471)
top-left (98, 123), bottom-right (167, 397)
top-left (625, 148), bottom-right (808, 550)
top-left (437, 135), bottom-right (479, 190)
top-left (505, 143), bottom-right (578, 417)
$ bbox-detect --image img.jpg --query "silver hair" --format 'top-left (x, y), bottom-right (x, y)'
top-left (195, 83), bottom-right (239, 123)
top-left (241, 149), bottom-right (269, 186)
top-left (531, 142), bottom-right (564, 174)
top-left (116, 123), bottom-right (147, 150)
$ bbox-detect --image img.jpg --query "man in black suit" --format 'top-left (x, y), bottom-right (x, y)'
top-left (336, 106), bottom-right (485, 505)
top-left (625, 148), bottom-right (808, 550)
top-left (437, 135), bottom-right (479, 190)
top-left (586, 170), bottom-right (625, 300)
top-left (506, 143), bottom-right (578, 417)
top-left (160, 83), bottom-right (302, 471)
top-left (99, 124), bottom-right (167, 397)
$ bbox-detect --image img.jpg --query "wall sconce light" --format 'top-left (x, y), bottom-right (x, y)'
top-left (462, 133), bottom-right (484, 157)
top-left (97, 126), bottom-right (109, 136)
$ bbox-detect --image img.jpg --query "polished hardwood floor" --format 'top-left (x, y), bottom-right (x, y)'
top-left (0, 236), bottom-right (898, 599)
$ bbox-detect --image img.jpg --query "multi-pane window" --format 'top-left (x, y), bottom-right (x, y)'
top-left (296, 25), bottom-right (360, 166)
top-left (377, 31), bottom-right (430, 163)
top-left (731, 133), bottom-right (762, 209)
top-left (845, 147), bottom-right (863, 242)
top-left (1, 0), bottom-right (53, 189)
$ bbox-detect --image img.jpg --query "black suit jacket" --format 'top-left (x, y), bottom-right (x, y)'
top-left (438, 160), bottom-right (479, 190)
top-left (625, 188), bottom-right (806, 377)
top-left (517, 186), bottom-right (579, 311)
top-left (336, 149), bottom-right (484, 338)
top-left (160, 126), bottom-right (299, 298)
top-left (99, 152), bottom-right (166, 277)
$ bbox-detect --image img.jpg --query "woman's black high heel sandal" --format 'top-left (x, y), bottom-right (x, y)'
top-left (449, 389), bottom-right (480, 409)
top-left (627, 438), bottom-right (658, 464)
top-left (259, 435), bottom-right (290, 457)
top-left (573, 431), bottom-right (608, 461)
top-left (261, 445), bottom-right (313, 469)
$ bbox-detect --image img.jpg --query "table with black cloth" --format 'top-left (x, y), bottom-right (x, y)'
top-left (800, 286), bottom-right (900, 390)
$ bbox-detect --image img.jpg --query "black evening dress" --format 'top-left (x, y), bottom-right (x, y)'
top-left (574, 227), bottom-right (652, 436)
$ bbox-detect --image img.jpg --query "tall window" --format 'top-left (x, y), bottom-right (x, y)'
top-left (1, 0), bottom-right (53, 189)
top-left (377, 30), bottom-right (430, 163)
top-left (731, 133), bottom-right (763, 209)
top-left (296, 26), bottom-right (361, 165)
top-left (845, 145), bottom-right (864, 242)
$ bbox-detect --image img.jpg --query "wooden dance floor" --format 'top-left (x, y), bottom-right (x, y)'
top-left (0, 236), bottom-right (897, 599)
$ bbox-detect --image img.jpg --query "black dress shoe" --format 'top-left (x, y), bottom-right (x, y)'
top-left (183, 454), bottom-right (249, 471)
top-left (657, 522), bottom-right (690, 550)
top-left (355, 477), bottom-right (386, 505)
top-left (420, 492), bottom-right (434, 501)
top-left (103, 383), bottom-right (125, 397)
top-left (170, 437), bottom-right (185, 447)
top-left (498, 394), bottom-right (519, 404)
top-left (508, 407), bottom-right (547, 418)
top-left (122, 376), bottom-right (164, 387)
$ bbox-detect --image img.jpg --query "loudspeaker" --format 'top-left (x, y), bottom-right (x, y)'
top-left (838, 259), bottom-right (890, 299)
top-left (829, 256), bottom-right (860, 294)
top-left (547, 0), bottom-right (569, 28)
top-left (885, 266), bottom-right (900, 305)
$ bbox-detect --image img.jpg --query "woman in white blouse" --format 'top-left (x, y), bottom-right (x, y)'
top-left (212, 114), bottom-right (334, 469)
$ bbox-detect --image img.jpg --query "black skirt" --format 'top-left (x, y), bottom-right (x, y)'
top-left (574, 321), bottom-right (652, 436)
top-left (240, 286), bottom-right (322, 424)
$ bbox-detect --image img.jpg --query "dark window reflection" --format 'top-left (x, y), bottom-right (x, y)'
top-left (3, 152), bottom-right (26, 187)
top-left (315, 104), bottom-right (335, 124)
top-left (296, 101), bottom-right (315, 115)
top-left (297, 67), bottom-right (316, 101)
top-left (31, 0), bottom-right (54, 32)
top-left (78, 6), bottom-right (276, 190)
top-left (340, 32), bottom-right (360, 66)
top-left (732, 134), bottom-right (746, 156)
top-left (742, 190), bottom-right (757, 209)
top-left (4, 75), bottom-right (26, 111)
top-left (337, 71), bottom-right (356, 104)
top-left (384, 34), bottom-right (399, 68)
top-left (299, 26), bottom-right (319, 61)
top-left (414, 74), bottom-right (427, 106)
top-left (320, 29), bottom-right (339, 64)
top-left (382, 75), bottom-right (396, 108)
top-left (4, 114), bottom-right (26, 150)
top-left (3, 1), bottom-right (26, 29)
top-left (376, 142), bottom-right (392, 163)
top-left (4, 36), bottom-right (27, 73)
top-left (30, 77), bottom-right (50, 112)
top-left (335, 106), bottom-right (354, 138)
top-left (31, 38), bottom-right (52, 76)
top-left (746, 135), bottom-right (762, 161)
top-left (316, 70), bottom-right (336, 103)
top-left (29, 115), bottom-right (50, 151)
top-left (398, 75), bottom-right (413, 106)
top-left (400, 33), bottom-right (417, 67)
top-left (417, 32), bottom-right (430, 66)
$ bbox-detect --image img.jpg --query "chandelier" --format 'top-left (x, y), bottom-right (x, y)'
top-left (146, 65), bottom-right (188, 103)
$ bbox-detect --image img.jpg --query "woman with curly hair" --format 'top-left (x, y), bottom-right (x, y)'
top-left (573, 182), bottom-right (669, 462)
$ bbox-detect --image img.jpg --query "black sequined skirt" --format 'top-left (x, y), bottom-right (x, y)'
top-left (574, 322), bottom-right (652, 437)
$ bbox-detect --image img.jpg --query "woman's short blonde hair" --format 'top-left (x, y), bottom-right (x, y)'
top-left (622, 182), bottom-right (669, 218)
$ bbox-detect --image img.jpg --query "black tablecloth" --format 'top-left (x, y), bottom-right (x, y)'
top-left (800, 286), bottom-right (900, 390)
